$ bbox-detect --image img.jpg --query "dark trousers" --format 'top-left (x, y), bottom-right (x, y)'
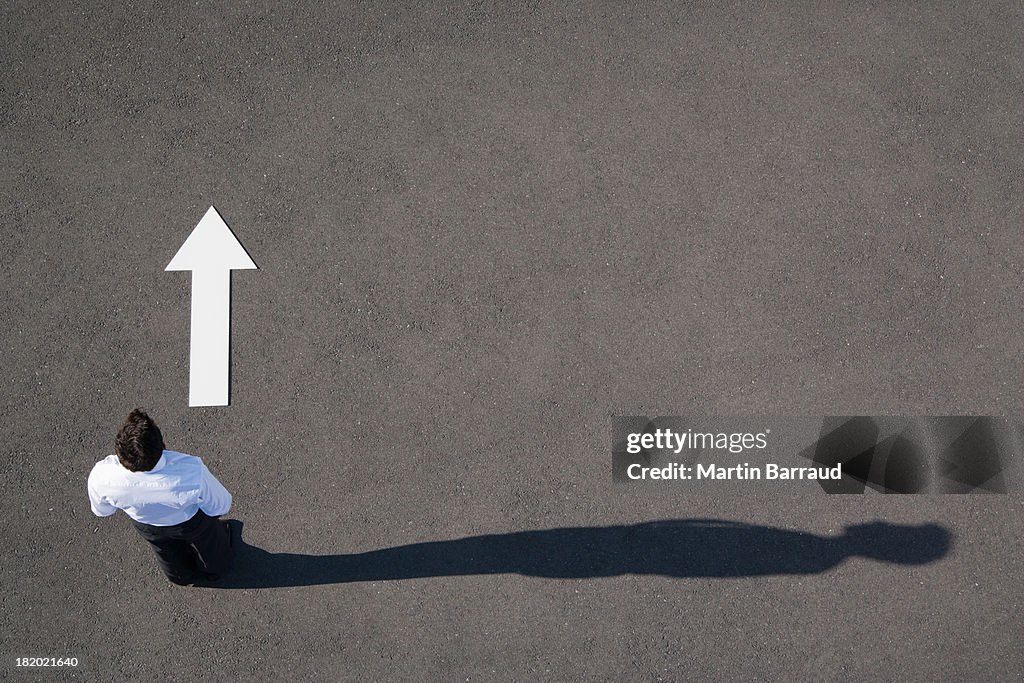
top-left (132, 510), bottom-right (232, 585)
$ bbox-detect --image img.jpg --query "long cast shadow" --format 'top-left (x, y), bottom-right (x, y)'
top-left (199, 519), bottom-right (951, 589)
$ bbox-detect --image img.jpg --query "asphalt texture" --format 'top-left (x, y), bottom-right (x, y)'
top-left (2, 2), bottom-right (1023, 681)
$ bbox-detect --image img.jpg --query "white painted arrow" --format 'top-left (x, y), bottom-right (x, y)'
top-left (166, 206), bottom-right (257, 407)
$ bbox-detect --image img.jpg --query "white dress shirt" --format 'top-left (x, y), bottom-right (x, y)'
top-left (87, 450), bottom-right (232, 526)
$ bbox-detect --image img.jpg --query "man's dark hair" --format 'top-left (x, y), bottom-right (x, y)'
top-left (115, 409), bottom-right (165, 472)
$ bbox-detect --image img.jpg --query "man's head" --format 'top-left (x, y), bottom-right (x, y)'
top-left (115, 408), bottom-right (165, 472)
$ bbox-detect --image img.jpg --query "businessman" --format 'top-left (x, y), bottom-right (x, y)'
top-left (87, 408), bottom-right (236, 586)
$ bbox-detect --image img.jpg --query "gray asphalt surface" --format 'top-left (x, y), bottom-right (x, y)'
top-left (2, 1), bottom-right (1023, 680)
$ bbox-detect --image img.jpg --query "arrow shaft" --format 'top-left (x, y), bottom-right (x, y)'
top-left (188, 269), bottom-right (231, 407)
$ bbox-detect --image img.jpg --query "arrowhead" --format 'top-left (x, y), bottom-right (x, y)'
top-left (166, 206), bottom-right (258, 272)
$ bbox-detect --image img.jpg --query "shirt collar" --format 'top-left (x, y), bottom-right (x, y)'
top-left (147, 452), bottom-right (168, 473)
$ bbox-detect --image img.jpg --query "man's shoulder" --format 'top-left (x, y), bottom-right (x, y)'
top-left (89, 454), bottom-right (122, 478)
top-left (162, 450), bottom-right (205, 471)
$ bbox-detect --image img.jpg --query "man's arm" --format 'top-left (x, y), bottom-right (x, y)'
top-left (197, 460), bottom-right (232, 516)
top-left (87, 470), bottom-right (117, 517)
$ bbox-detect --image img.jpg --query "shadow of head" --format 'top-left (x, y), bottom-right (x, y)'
top-left (841, 522), bottom-right (951, 564)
